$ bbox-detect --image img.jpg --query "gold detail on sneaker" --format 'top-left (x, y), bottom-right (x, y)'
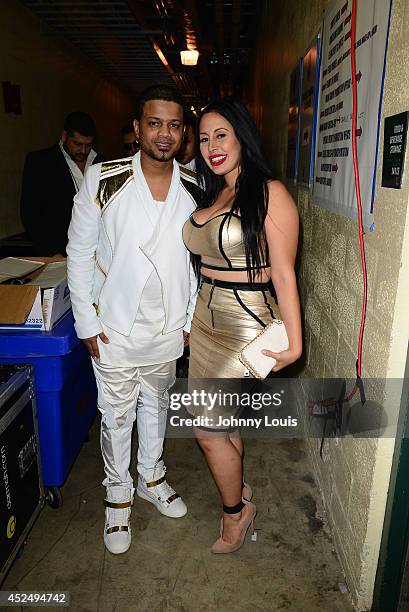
top-left (104, 500), bottom-right (132, 509)
top-left (146, 475), bottom-right (166, 488)
top-left (106, 526), bottom-right (129, 534)
top-left (166, 493), bottom-right (180, 504)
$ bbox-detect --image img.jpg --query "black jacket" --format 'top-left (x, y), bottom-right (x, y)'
top-left (20, 144), bottom-right (103, 256)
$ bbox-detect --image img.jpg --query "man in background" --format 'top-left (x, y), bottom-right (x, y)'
top-left (121, 124), bottom-right (139, 157)
top-left (20, 111), bottom-right (103, 256)
top-left (176, 111), bottom-right (196, 170)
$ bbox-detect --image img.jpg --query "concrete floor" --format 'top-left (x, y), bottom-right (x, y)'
top-left (3, 421), bottom-right (354, 612)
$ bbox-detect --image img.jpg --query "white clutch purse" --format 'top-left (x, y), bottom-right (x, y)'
top-left (239, 320), bottom-right (289, 379)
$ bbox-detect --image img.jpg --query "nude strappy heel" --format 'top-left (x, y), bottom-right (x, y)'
top-left (210, 500), bottom-right (257, 554)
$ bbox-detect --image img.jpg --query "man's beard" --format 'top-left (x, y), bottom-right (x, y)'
top-left (63, 144), bottom-right (87, 163)
top-left (140, 141), bottom-right (176, 162)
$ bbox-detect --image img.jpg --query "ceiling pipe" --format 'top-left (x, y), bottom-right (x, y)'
top-left (127, 0), bottom-right (175, 79)
top-left (127, 0), bottom-right (211, 104)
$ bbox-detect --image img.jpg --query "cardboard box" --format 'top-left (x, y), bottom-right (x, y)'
top-left (0, 257), bottom-right (71, 331)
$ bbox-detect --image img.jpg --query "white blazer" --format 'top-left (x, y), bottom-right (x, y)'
top-left (67, 153), bottom-right (198, 339)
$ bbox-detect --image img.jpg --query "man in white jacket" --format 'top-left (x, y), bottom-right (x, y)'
top-left (66, 85), bottom-right (200, 554)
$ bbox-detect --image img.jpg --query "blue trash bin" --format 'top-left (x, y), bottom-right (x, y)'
top-left (0, 311), bottom-right (97, 488)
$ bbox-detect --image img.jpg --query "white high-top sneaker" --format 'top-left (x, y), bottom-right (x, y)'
top-left (103, 485), bottom-right (133, 554)
top-left (136, 466), bottom-right (187, 518)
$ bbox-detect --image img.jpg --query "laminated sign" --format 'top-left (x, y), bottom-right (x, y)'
top-left (313, 0), bottom-right (392, 226)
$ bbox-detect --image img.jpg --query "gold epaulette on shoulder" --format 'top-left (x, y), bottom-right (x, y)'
top-left (179, 164), bottom-right (198, 184)
top-left (95, 158), bottom-right (134, 210)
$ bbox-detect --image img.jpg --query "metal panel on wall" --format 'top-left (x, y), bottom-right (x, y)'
top-left (286, 61), bottom-right (302, 182)
top-left (297, 36), bottom-right (321, 186)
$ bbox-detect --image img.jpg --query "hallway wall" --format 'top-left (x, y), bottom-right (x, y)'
top-left (0, 0), bottom-right (134, 239)
top-left (252, 1), bottom-right (409, 610)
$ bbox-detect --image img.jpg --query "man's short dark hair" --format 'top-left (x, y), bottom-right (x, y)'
top-left (184, 110), bottom-right (197, 130)
top-left (63, 111), bottom-right (96, 137)
top-left (136, 85), bottom-right (185, 120)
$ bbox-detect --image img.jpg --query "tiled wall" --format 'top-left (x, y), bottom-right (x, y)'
top-left (0, 0), bottom-right (134, 238)
top-left (251, 1), bottom-right (409, 609)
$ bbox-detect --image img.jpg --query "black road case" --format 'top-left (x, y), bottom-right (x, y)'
top-left (0, 365), bottom-right (44, 583)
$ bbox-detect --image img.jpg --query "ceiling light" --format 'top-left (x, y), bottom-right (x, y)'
top-left (180, 50), bottom-right (199, 66)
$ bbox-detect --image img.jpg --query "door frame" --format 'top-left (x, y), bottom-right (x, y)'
top-left (373, 343), bottom-right (409, 611)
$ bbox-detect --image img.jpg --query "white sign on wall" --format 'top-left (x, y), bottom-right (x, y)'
top-left (313, 0), bottom-right (392, 227)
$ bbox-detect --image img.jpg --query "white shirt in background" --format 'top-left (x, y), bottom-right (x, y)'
top-left (59, 141), bottom-right (97, 193)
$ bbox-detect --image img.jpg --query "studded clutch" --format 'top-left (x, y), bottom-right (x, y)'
top-left (238, 320), bottom-right (289, 379)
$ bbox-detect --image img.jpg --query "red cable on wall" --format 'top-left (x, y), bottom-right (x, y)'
top-left (350, 0), bottom-right (368, 380)
top-left (309, 0), bottom-right (370, 425)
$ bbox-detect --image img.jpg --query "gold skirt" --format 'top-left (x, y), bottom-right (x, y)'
top-left (187, 277), bottom-right (277, 428)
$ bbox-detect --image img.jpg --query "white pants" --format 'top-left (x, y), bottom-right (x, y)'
top-left (92, 360), bottom-right (176, 487)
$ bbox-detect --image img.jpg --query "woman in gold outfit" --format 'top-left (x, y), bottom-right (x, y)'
top-left (182, 98), bottom-right (302, 553)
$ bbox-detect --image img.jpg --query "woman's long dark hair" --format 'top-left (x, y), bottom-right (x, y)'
top-left (193, 98), bottom-right (275, 283)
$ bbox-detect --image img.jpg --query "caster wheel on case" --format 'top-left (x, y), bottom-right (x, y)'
top-left (46, 486), bottom-right (63, 509)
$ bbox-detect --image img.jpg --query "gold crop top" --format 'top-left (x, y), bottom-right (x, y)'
top-left (182, 212), bottom-right (270, 271)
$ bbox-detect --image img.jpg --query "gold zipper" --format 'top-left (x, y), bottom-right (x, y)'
top-left (95, 257), bottom-right (107, 277)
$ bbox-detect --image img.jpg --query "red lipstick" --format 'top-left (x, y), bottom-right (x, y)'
top-left (209, 154), bottom-right (227, 167)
